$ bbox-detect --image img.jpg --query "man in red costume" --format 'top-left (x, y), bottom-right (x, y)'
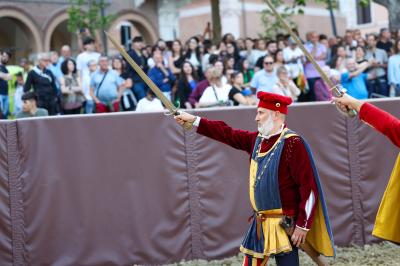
top-left (175, 92), bottom-right (335, 266)
top-left (335, 94), bottom-right (400, 243)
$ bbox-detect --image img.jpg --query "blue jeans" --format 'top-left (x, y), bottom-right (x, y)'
top-left (132, 82), bottom-right (147, 100)
top-left (367, 77), bottom-right (389, 97)
top-left (0, 94), bottom-right (9, 118)
top-left (395, 84), bottom-right (400, 97)
top-left (85, 100), bottom-right (94, 114)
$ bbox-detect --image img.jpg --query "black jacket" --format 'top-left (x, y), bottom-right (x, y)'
top-left (126, 49), bottom-right (148, 83)
top-left (24, 66), bottom-right (58, 98)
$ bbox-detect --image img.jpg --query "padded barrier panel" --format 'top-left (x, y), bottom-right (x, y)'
top-left (0, 98), bottom-right (398, 265)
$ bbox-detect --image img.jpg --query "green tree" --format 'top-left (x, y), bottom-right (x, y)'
top-left (67, 0), bottom-right (115, 37)
top-left (261, 0), bottom-right (337, 39)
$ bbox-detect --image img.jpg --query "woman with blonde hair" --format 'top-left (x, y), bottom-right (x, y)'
top-left (198, 67), bottom-right (231, 107)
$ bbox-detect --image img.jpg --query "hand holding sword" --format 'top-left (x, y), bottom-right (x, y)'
top-left (264, 0), bottom-right (357, 118)
top-left (105, 31), bottom-right (193, 130)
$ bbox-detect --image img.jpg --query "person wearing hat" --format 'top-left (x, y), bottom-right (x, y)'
top-left (175, 92), bottom-right (335, 265)
top-left (334, 93), bottom-right (400, 244)
top-left (16, 92), bottom-right (49, 118)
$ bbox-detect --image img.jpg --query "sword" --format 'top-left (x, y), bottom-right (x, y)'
top-left (264, 0), bottom-right (357, 117)
top-left (105, 31), bottom-right (193, 130)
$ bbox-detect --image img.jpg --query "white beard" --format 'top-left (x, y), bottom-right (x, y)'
top-left (258, 115), bottom-right (274, 136)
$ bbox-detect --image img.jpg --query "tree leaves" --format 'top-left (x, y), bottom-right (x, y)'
top-left (67, 0), bottom-right (115, 35)
top-left (260, 0), bottom-right (375, 39)
top-left (261, 0), bottom-right (297, 39)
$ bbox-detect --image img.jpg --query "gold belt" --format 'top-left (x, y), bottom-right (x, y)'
top-left (253, 212), bottom-right (285, 240)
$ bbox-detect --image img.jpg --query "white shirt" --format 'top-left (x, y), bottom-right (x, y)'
top-left (283, 46), bottom-right (304, 78)
top-left (239, 49), bottom-right (260, 68)
top-left (199, 83), bottom-right (231, 107)
top-left (135, 97), bottom-right (164, 112)
top-left (201, 53), bottom-right (211, 71)
top-left (271, 81), bottom-right (301, 101)
top-left (147, 55), bottom-right (169, 69)
top-left (81, 71), bottom-right (95, 100)
top-left (14, 85), bottom-right (24, 114)
top-left (188, 52), bottom-right (200, 68)
top-left (252, 49), bottom-right (268, 67)
top-left (76, 51), bottom-right (100, 78)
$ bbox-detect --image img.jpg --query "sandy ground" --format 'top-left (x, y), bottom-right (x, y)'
top-left (168, 242), bottom-right (400, 266)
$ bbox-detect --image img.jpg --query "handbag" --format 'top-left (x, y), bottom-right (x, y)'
top-left (62, 75), bottom-right (86, 110)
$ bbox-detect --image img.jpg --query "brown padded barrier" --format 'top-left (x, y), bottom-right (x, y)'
top-left (0, 99), bottom-right (399, 265)
top-left (0, 123), bottom-right (13, 266)
top-left (352, 101), bottom-right (400, 244)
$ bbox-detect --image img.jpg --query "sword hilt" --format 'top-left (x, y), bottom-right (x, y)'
top-left (175, 110), bottom-right (194, 131)
top-left (330, 85), bottom-right (357, 117)
top-left (165, 109), bottom-right (194, 131)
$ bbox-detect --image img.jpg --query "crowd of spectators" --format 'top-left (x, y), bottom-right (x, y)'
top-left (1, 26), bottom-right (400, 119)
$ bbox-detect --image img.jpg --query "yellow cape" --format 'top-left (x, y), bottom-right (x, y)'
top-left (306, 199), bottom-right (335, 256)
top-left (372, 153), bottom-right (400, 243)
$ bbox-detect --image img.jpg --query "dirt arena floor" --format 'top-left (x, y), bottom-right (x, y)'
top-left (168, 242), bottom-right (400, 266)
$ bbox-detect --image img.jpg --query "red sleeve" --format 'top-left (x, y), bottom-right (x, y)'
top-left (286, 136), bottom-right (319, 230)
top-left (196, 118), bottom-right (258, 154)
top-left (359, 103), bottom-right (400, 148)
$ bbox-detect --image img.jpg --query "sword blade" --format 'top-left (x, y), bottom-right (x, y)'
top-left (104, 31), bottom-right (176, 113)
top-left (264, 0), bottom-right (356, 117)
top-left (264, 0), bottom-right (333, 87)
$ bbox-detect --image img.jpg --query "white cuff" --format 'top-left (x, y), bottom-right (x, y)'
top-left (296, 225), bottom-right (310, 232)
top-left (193, 116), bottom-right (201, 127)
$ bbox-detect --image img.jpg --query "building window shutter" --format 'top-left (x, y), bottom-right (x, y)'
top-left (356, 0), bottom-right (372, 24)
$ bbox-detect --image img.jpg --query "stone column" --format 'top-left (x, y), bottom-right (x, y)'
top-left (338, 0), bottom-right (357, 29)
top-left (219, 0), bottom-right (241, 38)
top-left (157, 0), bottom-right (181, 41)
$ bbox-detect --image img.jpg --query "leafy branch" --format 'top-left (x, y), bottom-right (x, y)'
top-left (261, 0), bottom-right (373, 39)
top-left (67, 0), bottom-right (116, 35)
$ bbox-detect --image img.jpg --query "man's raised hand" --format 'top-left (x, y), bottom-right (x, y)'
top-left (174, 111), bottom-right (196, 127)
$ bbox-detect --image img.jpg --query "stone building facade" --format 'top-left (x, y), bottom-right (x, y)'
top-left (0, 0), bottom-right (389, 64)
top-left (0, 0), bottom-right (160, 62)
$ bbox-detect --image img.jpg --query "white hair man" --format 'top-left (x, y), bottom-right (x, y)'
top-left (23, 53), bottom-right (59, 115)
top-left (175, 92), bottom-right (335, 265)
